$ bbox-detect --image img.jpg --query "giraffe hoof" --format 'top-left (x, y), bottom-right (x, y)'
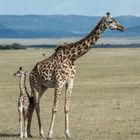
top-left (39, 128), bottom-right (45, 137)
top-left (40, 133), bottom-right (45, 138)
top-left (20, 133), bottom-right (23, 138)
top-left (27, 133), bottom-right (32, 138)
top-left (66, 133), bottom-right (71, 139)
top-left (24, 133), bottom-right (28, 138)
top-left (47, 132), bottom-right (53, 139)
top-left (47, 136), bottom-right (52, 139)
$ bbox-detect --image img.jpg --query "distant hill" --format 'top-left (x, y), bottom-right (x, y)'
top-left (0, 15), bottom-right (140, 38)
top-left (125, 25), bottom-right (140, 36)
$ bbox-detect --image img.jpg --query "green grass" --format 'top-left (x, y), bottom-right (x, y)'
top-left (1, 48), bottom-right (140, 140)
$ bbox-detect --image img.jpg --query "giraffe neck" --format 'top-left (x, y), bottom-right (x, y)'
top-left (69, 17), bottom-right (106, 61)
top-left (19, 75), bottom-right (27, 95)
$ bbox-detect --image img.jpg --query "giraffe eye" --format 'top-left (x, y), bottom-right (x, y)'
top-left (109, 21), bottom-right (113, 23)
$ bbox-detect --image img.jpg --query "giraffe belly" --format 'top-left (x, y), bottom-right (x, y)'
top-left (18, 96), bottom-right (29, 110)
top-left (42, 80), bottom-right (55, 88)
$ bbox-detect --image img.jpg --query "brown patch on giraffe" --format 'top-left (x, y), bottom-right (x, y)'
top-left (84, 45), bottom-right (89, 50)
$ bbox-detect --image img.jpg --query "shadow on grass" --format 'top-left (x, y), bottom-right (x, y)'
top-left (0, 133), bottom-right (65, 139)
top-left (0, 133), bottom-right (19, 137)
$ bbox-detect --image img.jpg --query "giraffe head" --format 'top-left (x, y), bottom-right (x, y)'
top-left (103, 12), bottom-right (124, 32)
top-left (14, 67), bottom-right (27, 77)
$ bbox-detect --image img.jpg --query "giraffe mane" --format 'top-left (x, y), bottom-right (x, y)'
top-left (55, 45), bottom-right (64, 52)
top-left (55, 44), bottom-right (70, 52)
top-left (54, 16), bottom-right (106, 53)
top-left (87, 16), bottom-right (105, 36)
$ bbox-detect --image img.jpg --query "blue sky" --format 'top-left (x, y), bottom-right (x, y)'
top-left (0, 0), bottom-right (139, 16)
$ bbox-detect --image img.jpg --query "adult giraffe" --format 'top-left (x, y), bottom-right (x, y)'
top-left (27, 13), bottom-right (124, 139)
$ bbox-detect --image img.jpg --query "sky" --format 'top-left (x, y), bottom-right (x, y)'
top-left (0, 0), bottom-right (139, 16)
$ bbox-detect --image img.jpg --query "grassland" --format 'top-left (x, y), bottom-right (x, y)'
top-left (0, 48), bottom-right (140, 140)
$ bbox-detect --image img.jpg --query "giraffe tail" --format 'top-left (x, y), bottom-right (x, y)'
top-left (29, 96), bottom-right (35, 107)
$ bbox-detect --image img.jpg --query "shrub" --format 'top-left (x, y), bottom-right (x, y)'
top-left (0, 43), bottom-right (26, 50)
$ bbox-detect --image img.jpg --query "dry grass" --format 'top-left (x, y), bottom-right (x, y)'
top-left (0, 48), bottom-right (140, 140)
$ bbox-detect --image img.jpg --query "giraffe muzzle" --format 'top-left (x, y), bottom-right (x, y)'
top-left (117, 24), bottom-right (125, 32)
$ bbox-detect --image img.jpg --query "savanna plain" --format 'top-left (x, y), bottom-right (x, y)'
top-left (0, 48), bottom-right (140, 140)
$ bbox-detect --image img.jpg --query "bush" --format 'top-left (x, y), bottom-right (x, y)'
top-left (0, 43), bottom-right (26, 50)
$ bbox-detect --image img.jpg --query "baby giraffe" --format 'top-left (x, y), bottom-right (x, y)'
top-left (14, 67), bottom-right (30, 138)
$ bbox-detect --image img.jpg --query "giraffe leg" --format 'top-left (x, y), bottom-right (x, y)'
top-left (27, 103), bottom-right (34, 137)
top-left (27, 86), bottom-right (47, 137)
top-left (64, 79), bottom-right (74, 138)
top-left (35, 100), bottom-right (44, 137)
top-left (18, 107), bottom-right (23, 138)
top-left (28, 106), bottom-right (44, 138)
top-left (47, 86), bottom-right (62, 139)
top-left (36, 86), bottom-right (47, 137)
top-left (32, 88), bottom-right (44, 137)
top-left (65, 113), bottom-right (71, 138)
top-left (23, 109), bottom-right (28, 138)
top-left (47, 112), bottom-right (56, 139)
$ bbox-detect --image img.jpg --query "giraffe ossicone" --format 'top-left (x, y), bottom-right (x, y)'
top-left (27, 13), bottom-right (124, 139)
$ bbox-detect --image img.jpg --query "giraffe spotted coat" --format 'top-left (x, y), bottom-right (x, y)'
top-left (27, 13), bottom-right (124, 139)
